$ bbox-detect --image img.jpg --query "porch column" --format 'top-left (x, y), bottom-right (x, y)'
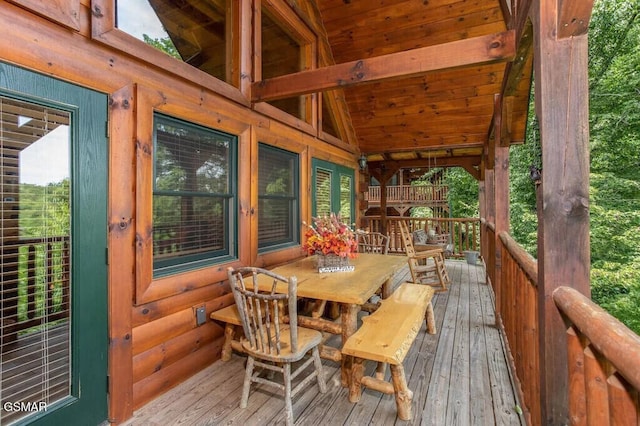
top-left (493, 94), bottom-right (511, 320)
top-left (380, 179), bottom-right (388, 235)
top-left (533, 0), bottom-right (592, 423)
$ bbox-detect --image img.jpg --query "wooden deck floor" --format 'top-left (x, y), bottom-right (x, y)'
top-left (123, 260), bottom-right (524, 426)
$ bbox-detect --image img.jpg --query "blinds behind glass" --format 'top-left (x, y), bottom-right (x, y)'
top-left (315, 168), bottom-right (332, 217)
top-left (0, 96), bottom-right (72, 425)
top-left (153, 114), bottom-right (235, 270)
top-left (258, 144), bottom-right (298, 248)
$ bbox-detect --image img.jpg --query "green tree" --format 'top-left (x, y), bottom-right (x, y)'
top-left (143, 34), bottom-right (180, 59)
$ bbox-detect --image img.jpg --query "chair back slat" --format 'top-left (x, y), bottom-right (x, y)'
top-left (228, 267), bottom-right (298, 355)
top-left (398, 221), bottom-right (417, 257)
top-left (357, 231), bottom-right (390, 254)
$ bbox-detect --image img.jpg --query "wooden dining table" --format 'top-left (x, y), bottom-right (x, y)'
top-left (259, 253), bottom-right (407, 386)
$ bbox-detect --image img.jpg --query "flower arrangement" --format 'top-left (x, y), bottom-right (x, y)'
top-left (302, 213), bottom-right (358, 258)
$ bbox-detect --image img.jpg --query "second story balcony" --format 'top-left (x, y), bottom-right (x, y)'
top-left (367, 184), bottom-right (449, 216)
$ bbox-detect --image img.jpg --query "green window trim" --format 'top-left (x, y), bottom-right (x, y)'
top-left (152, 113), bottom-right (237, 277)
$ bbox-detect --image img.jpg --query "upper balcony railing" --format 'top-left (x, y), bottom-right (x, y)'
top-left (367, 184), bottom-right (449, 206)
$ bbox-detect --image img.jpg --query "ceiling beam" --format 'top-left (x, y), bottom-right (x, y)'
top-left (368, 156), bottom-right (481, 180)
top-left (557, 0), bottom-right (594, 38)
top-left (368, 156), bottom-right (480, 170)
top-left (252, 30), bottom-right (516, 102)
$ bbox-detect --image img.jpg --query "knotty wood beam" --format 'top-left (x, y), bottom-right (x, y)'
top-left (368, 156), bottom-right (481, 180)
top-left (534, 0), bottom-right (592, 423)
top-left (252, 30), bottom-right (516, 102)
top-left (368, 156), bottom-right (480, 170)
top-left (492, 105), bottom-right (510, 320)
top-left (557, 0), bottom-right (594, 38)
top-left (493, 94), bottom-right (513, 148)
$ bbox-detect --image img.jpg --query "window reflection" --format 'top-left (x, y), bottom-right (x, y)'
top-left (116, 0), bottom-right (229, 83)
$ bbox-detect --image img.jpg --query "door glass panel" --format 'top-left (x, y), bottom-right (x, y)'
top-left (340, 174), bottom-right (353, 223)
top-left (1, 96), bottom-right (71, 424)
top-left (314, 168), bottom-right (331, 217)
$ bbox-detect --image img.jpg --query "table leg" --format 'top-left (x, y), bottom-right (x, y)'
top-left (381, 276), bottom-right (394, 299)
top-left (341, 303), bottom-right (359, 387)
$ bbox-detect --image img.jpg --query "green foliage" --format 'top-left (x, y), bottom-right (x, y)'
top-left (142, 34), bottom-right (181, 59)
top-left (586, 0), bottom-right (640, 334)
top-left (501, 0), bottom-right (640, 334)
top-left (443, 168), bottom-right (479, 218)
top-left (20, 180), bottom-right (70, 237)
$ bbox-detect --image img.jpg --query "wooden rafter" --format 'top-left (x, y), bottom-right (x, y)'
top-left (557, 0), bottom-right (594, 38)
top-left (252, 30), bottom-right (516, 102)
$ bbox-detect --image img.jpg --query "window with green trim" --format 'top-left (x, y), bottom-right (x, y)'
top-left (258, 144), bottom-right (299, 251)
top-left (312, 159), bottom-right (355, 224)
top-left (152, 113), bottom-right (236, 275)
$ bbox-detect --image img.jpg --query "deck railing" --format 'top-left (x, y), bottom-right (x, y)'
top-left (488, 227), bottom-right (640, 425)
top-left (367, 184), bottom-right (449, 205)
top-left (362, 216), bottom-right (479, 257)
top-left (554, 286), bottom-right (640, 425)
top-left (1, 236), bottom-right (70, 346)
top-left (498, 231), bottom-right (540, 426)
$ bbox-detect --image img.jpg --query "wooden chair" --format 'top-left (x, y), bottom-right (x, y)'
top-left (356, 230), bottom-right (390, 254)
top-left (398, 221), bottom-right (450, 292)
top-left (227, 267), bottom-right (327, 426)
top-left (355, 231), bottom-right (391, 313)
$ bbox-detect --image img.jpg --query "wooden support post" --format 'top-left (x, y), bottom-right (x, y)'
top-left (478, 180), bottom-right (487, 267)
top-left (485, 168), bottom-right (495, 289)
top-left (380, 179), bottom-right (388, 235)
top-left (493, 93), bottom-right (511, 325)
top-left (533, 0), bottom-right (592, 423)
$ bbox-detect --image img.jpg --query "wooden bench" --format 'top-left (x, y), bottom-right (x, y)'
top-left (209, 305), bottom-right (244, 361)
top-left (341, 283), bottom-right (436, 421)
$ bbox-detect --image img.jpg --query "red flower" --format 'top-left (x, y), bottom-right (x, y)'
top-left (302, 213), bottom-right (358, 258)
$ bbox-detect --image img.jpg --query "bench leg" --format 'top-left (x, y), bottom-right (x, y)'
top-left (221, 323), bottom-right (237, 361)
top-left (425, 301), bottom-right (437, 334)
top-left (375, 362), bottom-right (387, 380)
top-left (348, 357), bottom-right (365, 402)
top-left (390, 364), bottom-right (413, 421)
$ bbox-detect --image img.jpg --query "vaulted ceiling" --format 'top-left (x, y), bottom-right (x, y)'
top-left (313, 0), bottom-right (533, 175)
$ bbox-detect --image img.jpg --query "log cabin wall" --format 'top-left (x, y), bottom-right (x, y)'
top-left (0, 0), bottom-right (359, 422)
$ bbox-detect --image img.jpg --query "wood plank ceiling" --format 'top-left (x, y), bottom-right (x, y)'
top-left (312, 0), bottom-right (533, 173)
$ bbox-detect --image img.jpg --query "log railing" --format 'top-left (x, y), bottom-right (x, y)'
top-left (362, 216), bottom-right (479, 257)
top-left (554, 286), bottom-right (640, 425)
top-left (498, 231), bottom-right (539, 426)
top-left (486, 226), bottom-right (640, 425)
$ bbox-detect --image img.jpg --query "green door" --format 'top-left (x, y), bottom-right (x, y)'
top-left (0, 63), bottom-right (108, 425)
